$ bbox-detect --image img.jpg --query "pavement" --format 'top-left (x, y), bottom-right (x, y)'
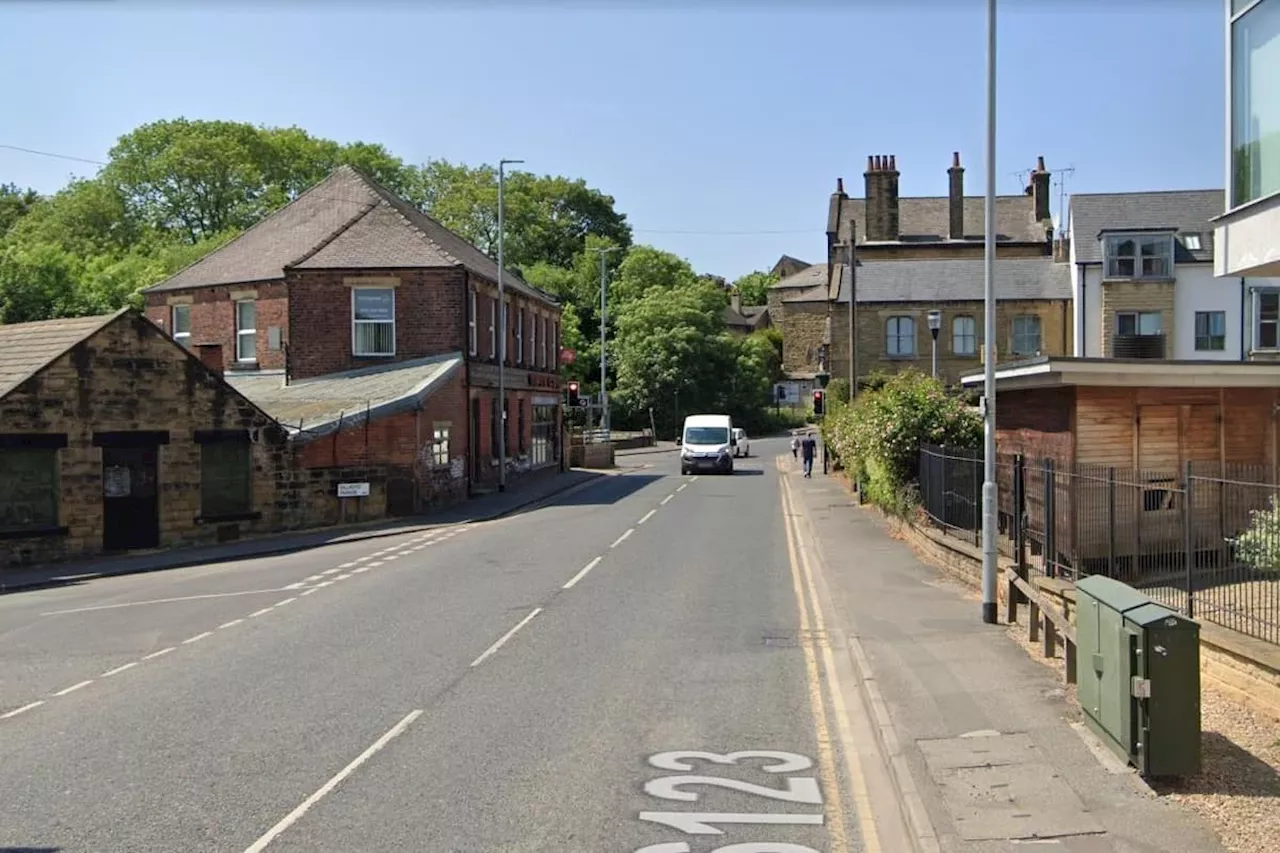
top-left (0, 438), bottom-right (1228, 852)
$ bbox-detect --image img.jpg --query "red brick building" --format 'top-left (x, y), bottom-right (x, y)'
top-left (143, 165), bottom-right (564, 504)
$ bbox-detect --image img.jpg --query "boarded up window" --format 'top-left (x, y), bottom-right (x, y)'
top-left (0, 449), bottom-right (58, 531)
top-left (201, 441), bottom-right (252, 518)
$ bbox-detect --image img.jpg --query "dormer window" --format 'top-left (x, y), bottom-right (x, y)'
top-left (1183, 233), bottom-right (1203, 251)
top-left (1103, 234), bottom-right (1173, 280)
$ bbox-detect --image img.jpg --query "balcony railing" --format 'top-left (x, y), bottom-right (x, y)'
top-left (1112, 333), bottom-right (1165, 359)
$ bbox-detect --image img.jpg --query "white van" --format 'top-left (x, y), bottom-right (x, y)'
top-left (680, 414), bottom-right (736, 475)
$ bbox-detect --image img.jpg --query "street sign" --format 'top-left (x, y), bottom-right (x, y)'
top-left (577, 398), bottom-right (591, 408)
top-left (337, 482), bottom-right (370, 498)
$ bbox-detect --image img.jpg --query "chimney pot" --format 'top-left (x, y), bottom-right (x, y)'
top-left (889, 154), bottom-right (897, 171)
top-left (952, 151), bottom-right (961, 168)
top-left (836, 177), bottom-right (844, 194)
top-left (1036, 155), bottom-right (1046, 172)
top-left (866, 155), bottom-right (874, 172)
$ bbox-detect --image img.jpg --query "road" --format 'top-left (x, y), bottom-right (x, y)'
top-left (0, 438), bottom-right (910, 853)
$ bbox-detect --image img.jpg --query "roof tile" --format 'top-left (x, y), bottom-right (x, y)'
top-left (0, 312), bottom-right (121, 398)
top-left (1068, 189), bottom-right (1223, 264)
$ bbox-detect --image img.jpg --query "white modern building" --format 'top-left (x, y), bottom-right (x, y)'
top-left (1214, 0), bottom-right (1280, 281)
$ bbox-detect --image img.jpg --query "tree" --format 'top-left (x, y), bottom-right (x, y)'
top-left (0, 184), bottom-right (41, 235)
top-left (731, 269), bottom-right (778, 307)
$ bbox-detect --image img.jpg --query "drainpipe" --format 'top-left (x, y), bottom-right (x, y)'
top-left (1241, 277), bottom-right (1248, 361)
top-left (462, 271), bottom-right (475, 498)
top-left (1077, 264), bottom-right (1086, 356)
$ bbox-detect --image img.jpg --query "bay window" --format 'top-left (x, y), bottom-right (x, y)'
top-left (1103, 234), bottom-right (1174, 279)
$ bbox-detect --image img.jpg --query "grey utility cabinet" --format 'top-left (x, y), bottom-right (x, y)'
top-left (1075, 575), bottom-right (1201, 778)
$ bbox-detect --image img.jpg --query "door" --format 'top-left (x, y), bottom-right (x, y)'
top-left (1136, 405), bottom-right (1180, 553)
top-left (470, 396), bottom-right (482, 489)
top-left (102, 446), bottom-right (160, 551)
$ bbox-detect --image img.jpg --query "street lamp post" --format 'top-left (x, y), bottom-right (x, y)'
top-left (981, 0), bottom-right (999, 624)
top-left (927, 310), bottom-right (942, 380)
top-left (589, 246), bottom-right (624, 437)
top-left (497, 158), bottom-right (524, 493)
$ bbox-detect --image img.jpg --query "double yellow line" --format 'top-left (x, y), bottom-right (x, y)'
top-left (777, 456), bottom-right (883, 853)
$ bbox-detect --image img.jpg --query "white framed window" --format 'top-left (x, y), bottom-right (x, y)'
top-left (1011, 315), bottom-right (1042, 355)
top-left (1182, 233), bottom-right (1203, 251)
top-left (885, 316), bottom-right (915, 357)
top-left (351, 287), bottom-right (395, 357)
top-left (1195, 311), bottom-right (1227, 351)
top-left (951, 315), bottom-right (976, 355)
top-left (516, 306), bottom-right (525, 364)
top-left (530, 313), bottom-right (538, 368)
top-left (501, 301), bottom-right (509, 364)
top-left (1103, 234), bottom-right (1173, 279)
top-left (1256, 289), bottom-right (1280, 349)
top-left (489, 296), bottom-right (497, 359)
top-left (432, 423), bottom-right (451, 466)
top-left (1116, 311), bottom-right (1162, 336)
top-left (468, 289), bottom-right (477, 356)
top-left (171, 305), bottom-right (192, 348)
top-left (539, 316), bottom-right (548, 367)
top-left (235, 301), bottom-right (257, 362)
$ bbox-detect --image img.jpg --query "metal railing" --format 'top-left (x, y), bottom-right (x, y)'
top-left (917, 445), bottom-right (1280, 647)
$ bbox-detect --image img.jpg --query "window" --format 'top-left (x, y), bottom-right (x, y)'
top-left (1012, 315), bottom-right (1042, 355)
top-left (432, 424), bottom-right (451, 466)
top-left (552, 320), bottom-right (559, 363)
top-left (200, 441), bottom-right (252, 518)
top-left (1116, 311), bottom-right (1163, 336)
top-left (1195, 311), bottom-right (1227, 351)
top-left (489, 296), bottom-right (497, 359)
top-left (516, 307), bottom-right (525, 364)
top-left (501, 302), bottom-right (509, 364)
top-left (468, 289), bottom-right (477, 356)
top-left (540, 317), bottom-right (548, 367)
top-left (1257, 290), bottom-right (1280, 348)
top-left (490, 397), bottom-right (500, 459)
top-left (1183, 233), bottom-right (1203, 251)
top-left (532, 404), bottom-right (557, 467)
top-left (352, 288), bottom-right (395, 356)
top-left (171, 305), bottom-right (192, 347)
top-left (1231, 0), bottom-right (1280, 206)
top-left (885, 316), bottom-right (915, 356)
top-left (235, 301), bottom-right (256, 362)
top-left (0, 448), bottom-right (59, 532)
top-left (951, 315), bottom-right (976, 355)
top-left (530, 312), bottom-right (537, 367)
top-left (1103, 235), bottom-right (1173, 279)
top-left (518, 400), bottom-right (526, 454)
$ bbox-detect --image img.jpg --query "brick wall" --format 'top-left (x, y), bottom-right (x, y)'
top-left (144, 281), bottom-right (288, 372)
top-left (0, 313), bottom-right (292, 567)
top-left (1099, 280), bottom-right (1176, 357)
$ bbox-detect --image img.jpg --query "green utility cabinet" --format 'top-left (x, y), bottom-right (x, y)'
top-left (1076, 575), bottom-right (1201, 778)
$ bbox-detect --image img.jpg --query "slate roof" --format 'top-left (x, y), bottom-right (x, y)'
top-left (822, 257), bottom-right (1072, 304)
top-left (145, 166), bottom-right (555, 305)
top-left (225, 353), bottom-right (463, 441)
top-left (832, 194), bottom-right (1049, 245)
top-left (0, 311), bottom-right (122, 399)
top-left (724, 304), bottom-right (770, 331)
top-left (1068, 189), bottom-right (1223, 264)
top-left (770, 263), bottom-right (828, 291)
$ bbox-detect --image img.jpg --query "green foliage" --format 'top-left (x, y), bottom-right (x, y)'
top-left (731, 269), bottom-right (778, 306)
top-left (821, 370), bottom-right (983, 515)
top-left (0, 184), bottom-right (41, 235)
top-left (1228, 498), bottom-right (1280, 576)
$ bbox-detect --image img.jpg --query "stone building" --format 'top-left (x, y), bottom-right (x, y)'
top-left (771, 152), bottom-right (1071, 388)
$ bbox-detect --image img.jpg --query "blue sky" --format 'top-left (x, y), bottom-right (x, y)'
top-left (2, 0), bottom-right (1224, 281)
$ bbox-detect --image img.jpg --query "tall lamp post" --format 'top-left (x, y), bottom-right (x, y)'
top-left (927, 310), bottom-right (942, 380)
top-left (589, 246), bottom-right (624, 436)
top-left (980, 0), bottom-right (999, 624)
top-left (496, 158), bottom-right (524, 493)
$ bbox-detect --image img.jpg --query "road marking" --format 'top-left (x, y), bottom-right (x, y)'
top-left (638, 509), bottom-right (656, 525)
top-left (470, 608), bottom-right (543, 668)
top-left (54, 680), bottom-right (93, 696)
top-left (314, 580), bottom-right (334, 588)
top-left (219, 619), bottom-right (244, 630)
top-left (660, 494), bottom-right (674, 505)
top-left (610, 528), bottom-right (634, 548)
top-left (690, 475), bottom-right (700, 482)
top-left (143, 647), bottom-right (175, 660)
top-left (383, 555), bottom-right (400, 561)
top-left (182, 631), bottom-right (214, 645)
top-left (676, 484), bottom-right (688, 492)
top-left (249, 607), bottom-right (275, 618)
top-left (364, 562), bottom-right (383, 569)
top-left (300, 588), bottom-right (319, 597)
top-left (779, 472), bottom-right (854, 853)
top-left (563, 557), bottom-right (602, 590)
top-left (1, 701), bottom-right (44, 719)
top-left (274, 597), bottom-right (297, 607)
top-left (41, 588), bottom-right (291, 616)
top-left (338, 562), bottom-right (358, 569)
top-left (241, 709), bottom-right (424, 853)
top-left (334, 573), bottom-right (352, 580)
top-left (322, 568), bottom-right (342, 574)
top-left (101, 662), bottom-right (138, 677)
top-left (353, 566), bottom-right (371, 574)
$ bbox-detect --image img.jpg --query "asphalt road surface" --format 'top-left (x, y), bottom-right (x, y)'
top-left (0, 438), bottom-right (909, 853)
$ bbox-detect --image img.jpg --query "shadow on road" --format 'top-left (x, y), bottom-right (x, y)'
top-left (521, 474), bottom-right (662, 511)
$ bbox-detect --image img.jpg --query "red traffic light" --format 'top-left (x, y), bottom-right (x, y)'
top-left (812, 389), bottom-right (825, 415)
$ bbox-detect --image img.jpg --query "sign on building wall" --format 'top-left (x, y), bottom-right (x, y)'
top-left (336, 482), bottom-right (371, 498)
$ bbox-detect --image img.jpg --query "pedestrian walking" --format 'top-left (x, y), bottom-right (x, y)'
top-left (801, 432), bottom-right (817, 478)
top-left (790, 435), bottom-right (800, 459)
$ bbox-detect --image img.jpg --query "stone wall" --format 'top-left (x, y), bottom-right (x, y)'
top-left (1099, 280), bottom-right (1176, 357)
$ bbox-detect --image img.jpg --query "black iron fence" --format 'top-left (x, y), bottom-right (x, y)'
top-left (917, 445), bottom-right (1280, 647)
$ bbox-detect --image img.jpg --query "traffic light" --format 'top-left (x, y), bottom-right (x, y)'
top-left (567, 381), bottom-right (580, 407)
top-left (813, 389), bottom-right (825, 416)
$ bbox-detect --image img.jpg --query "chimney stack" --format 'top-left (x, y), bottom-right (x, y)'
top-left (827, 176), bottom-right (849, 269)
top-left (948, 151), bottom-right (965, 240)
top-left (864, 154), bottom-right (900, 242)
top-left (1028, 155), bottom-right (1051, 224)
top-left (195, 343), bottom-right (224, 375)
top-left (730, 289), bottom-right (742, 314)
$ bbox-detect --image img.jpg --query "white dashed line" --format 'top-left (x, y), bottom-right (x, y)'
top-left (338, 562), bottom-right (358, 569)
top-left (563, 557), bottom-right (603, 590)
top-left (321, 568), bottom-right (341, 575)
top-left (274, 597), bottom-right (297, 608)
top-left (301, 588), bottom-right (319, 597)
top-left (470, 608), bottom-right (543, 668)
top-left (182, 631), bottom-right (214, 645)
top-left (54, 680), bottom-right (93, 696)
top-left (304, 575), bottom-right (324, 582)
top-left (676, 483), bottom-right (688, 492)
top-left (365, 562), bottom-right (383, 569)
top-left (143, 647), bottom-right (175, 660)
top-left (334, 574), bottom-right (352, 581)
top-left (691, 475), bottom-right (700, 482)
top-left (249, 607), bottom-right (275, 618)
top-left (353, 557), bottom-right (372, 563)
top-left (383, 555), bottom-right (400, 561)
top-left (638, 509), bottom-right (656, 525)
top-left (219, 619), bottom-right (244, 630)
top-left (353, 566), bottom-right (371, 574)
top-left (1, 701), bottom-right (44, 719)
top-left (660, 494), bottom-right (674, 505)
top-left (281, 582), bottom-right (307, 591)
top-left (101, 662), bottom-right (138, 677)
top-left (315, 581), bottom-right (334, 589)
top-left (241, 709), bottom-right (424, 853)
top-left (610, 528), bottom-right (635, 548)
